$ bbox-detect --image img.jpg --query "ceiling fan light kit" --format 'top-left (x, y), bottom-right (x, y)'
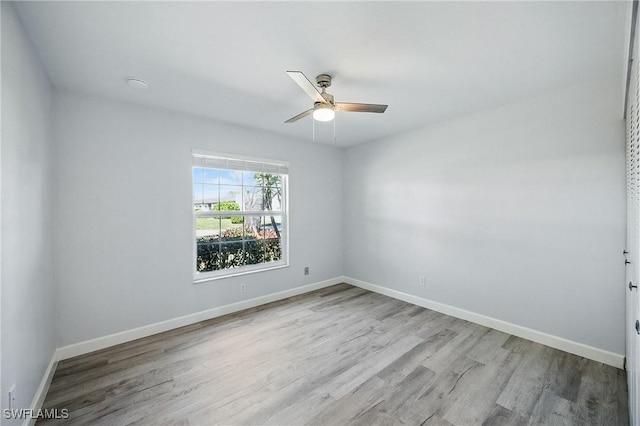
top-left (312, 102), bottom-right (335, 122)
top-left (285, 71), bottom-right (388, 140)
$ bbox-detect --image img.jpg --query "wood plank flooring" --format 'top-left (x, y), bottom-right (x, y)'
top-left (38, 284), bottom-right (628, 425)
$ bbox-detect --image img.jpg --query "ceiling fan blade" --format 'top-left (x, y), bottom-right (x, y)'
top-left (287, 71), bottom-right (325, 103)
top-left (334, 102), bottom-right (388, 113)
top-left (284, 108), bottom-right (313, 123)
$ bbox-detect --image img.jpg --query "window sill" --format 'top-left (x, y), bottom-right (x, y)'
top-left (192, 263), bottom-right (289, 284)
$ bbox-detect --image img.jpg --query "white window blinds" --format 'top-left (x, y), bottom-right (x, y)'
top-left (192, 150), bottom-right (289, 175)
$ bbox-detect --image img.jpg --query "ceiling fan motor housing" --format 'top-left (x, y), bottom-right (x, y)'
top-left (321, 92), bottom-right (334, 104)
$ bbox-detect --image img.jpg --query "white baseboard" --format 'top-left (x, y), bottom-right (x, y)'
top-left (24, 352), bottom-right (58, 426)
top-left (344, 276), bottom-right (625, 369)
top-left (56, 277), bottom-right (345, 361)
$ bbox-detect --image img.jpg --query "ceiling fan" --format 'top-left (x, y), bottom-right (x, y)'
top-left (284, 71), bottom-right (388, 123)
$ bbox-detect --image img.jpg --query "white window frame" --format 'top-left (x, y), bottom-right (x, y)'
top-left (192, 150), bottom-right (289, 283)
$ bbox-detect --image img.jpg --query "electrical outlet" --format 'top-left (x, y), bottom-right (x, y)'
top-left (8, 385), bottom-right (15, 411)
top-left (240, 283), bottom-right (246, 293)
top-left (419, 276), bottom-right (427, 286)
top-left (304, 266), bottom-right (310, 275)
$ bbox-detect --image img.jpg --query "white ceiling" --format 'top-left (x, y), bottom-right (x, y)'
top-left (14, 1), bottom-right (627, 147)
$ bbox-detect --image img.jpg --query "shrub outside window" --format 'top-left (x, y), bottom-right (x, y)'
top-left (192, 151), bottom-right (288, 281)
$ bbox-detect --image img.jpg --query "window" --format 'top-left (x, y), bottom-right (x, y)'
top-left (192, 151), bottom-right (288, 281)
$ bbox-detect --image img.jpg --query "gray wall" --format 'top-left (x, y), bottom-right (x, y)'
top-left (1, 2), bottom-right (56, 422)
top-left (344, 80), bottom-right (626, 354)
top-left (53, 90), bottom-right (344, 346)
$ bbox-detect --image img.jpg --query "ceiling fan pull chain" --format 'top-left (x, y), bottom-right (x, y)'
top-left (333, 115), bottom-right (336, 144)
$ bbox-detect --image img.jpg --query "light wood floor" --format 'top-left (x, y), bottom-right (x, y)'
top-left (39, 284), bottom-right (628, 425)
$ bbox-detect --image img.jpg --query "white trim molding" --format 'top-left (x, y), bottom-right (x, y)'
top-left (24, 353), bottom-right (58, 426)
top-left (56, 277), bottom-right (344, 361)
top-left (344, 277), bottom-right (625, 369)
